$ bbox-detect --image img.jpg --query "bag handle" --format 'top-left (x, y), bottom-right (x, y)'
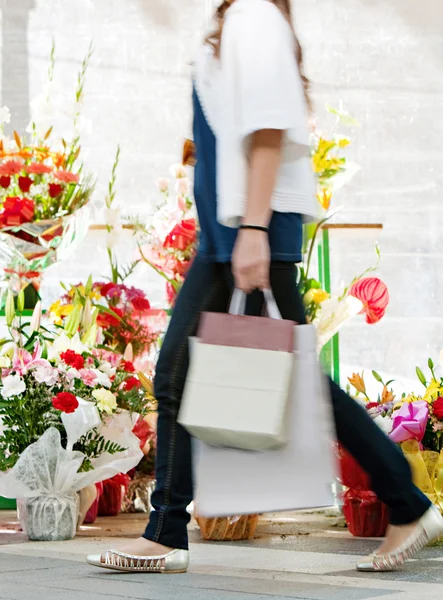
top-left (229, 289), bottom-right (282, 320)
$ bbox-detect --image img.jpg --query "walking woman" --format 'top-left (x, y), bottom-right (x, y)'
top-left (87, 0), bottom-right (443, 573)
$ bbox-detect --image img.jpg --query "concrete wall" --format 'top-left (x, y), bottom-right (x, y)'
top-left (2, 0), bottom-right (442, 378)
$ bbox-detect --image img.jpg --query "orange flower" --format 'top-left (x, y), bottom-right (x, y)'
top-left (51, 153), bottom-right (67, 169)
top-left (381, 386), bottom-right (395, 404)
top-left (348, 372), bottom-right (366, 395)
top-left (317, 189), bottom-right (332, 211)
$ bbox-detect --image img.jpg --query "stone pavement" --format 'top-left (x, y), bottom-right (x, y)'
top-left (1, 509), bottom-right (443, 600)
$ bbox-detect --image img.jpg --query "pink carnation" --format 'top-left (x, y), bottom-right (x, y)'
top-left (26, 163), bottom-right (53, 175)
top-left (79, 368), bottom-right (98, 387)
top-left (54, 170), bottom-right (79, 184)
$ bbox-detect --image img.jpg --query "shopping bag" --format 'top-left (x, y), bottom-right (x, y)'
top-left (193, 323), bottom-right (337, 517)
top-left (178, 290), bottom-right (295, 451)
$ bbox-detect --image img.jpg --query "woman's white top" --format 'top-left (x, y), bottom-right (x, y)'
top-left (194, 0), bottom-right (319, 228)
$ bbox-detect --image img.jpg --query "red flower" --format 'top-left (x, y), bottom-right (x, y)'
top-left (163, 218), bottom-right (197, 251)
top-left (122, 360), bottom-right (135, 373)
top-left (48, 182), bottom-right (64, 198)
top-left (60, 349), bottom-right (85, 370)
top-left (131, 296), bottom-right (151, 312)
top-left (55, 170), bottom-right (79, 184)
top-left (26, 163), bottom-right (53, 175)
top-left (99, 282), bottom-right (122, 299)
top-left (124, 376), bottom-right (141, 391)
top-left (0, 176), bottom-right (11, 188)
top-left (97, 307), bottom-right (123, 329)
top-left (0, 159), bottom-right (23, 176)
top-left (174, 260), bottom-right (191, 277)
top-left (18, 176), bottom-right (33, 193)
top-left (433, 397), bottom-right (443, 421)
top-left (52, 392), bottom-right (79, 414)
top-left (366, 402), bottom-right (380, 411)
top-left (349, 278), bottom-right (389, 324)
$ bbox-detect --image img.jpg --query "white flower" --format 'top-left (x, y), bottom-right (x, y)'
top-left (99, 361), bottom-right (116, 378)
top-left (1, 374), bottom-right (26, 398)
top-left (33, 365), bottom-right (59, 386)
top-left (314, 295), bottom-right (363, 351)
top-left (105, 207), bottom-right (121, 229)
top-left (92, 388), bottom-right (117, 414)
top-left (175, 177), bottom-right (189, 197)
top-left (0, 356), bottom-right (11, 369)
top-left (156, 177), bottom-right (169, 193)
top-left (169, 164), bottom-right (187, 179)
top-left (91, 369), bottom-right (111, 389)
top-left (48, 332), bottom-right (89, 361)
top-left (29, 184), bottom-right (47, 198)
top-left (373, 415), bottom-right (393, 436)
top-left (0, 106), bottom-right (11, 126)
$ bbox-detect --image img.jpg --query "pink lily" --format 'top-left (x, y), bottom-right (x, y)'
top-left (12, 343), bottom-right (50, 375)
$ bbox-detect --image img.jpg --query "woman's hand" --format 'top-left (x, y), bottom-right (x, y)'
top-left (232, 229), bottom-right (270, 293)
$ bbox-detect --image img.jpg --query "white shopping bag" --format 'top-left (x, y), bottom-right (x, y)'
top-left (192, 324), bottom-right (337, 516)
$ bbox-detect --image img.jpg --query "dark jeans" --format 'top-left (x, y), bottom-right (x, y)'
top-left (143, 256), bottom-right (430, 550)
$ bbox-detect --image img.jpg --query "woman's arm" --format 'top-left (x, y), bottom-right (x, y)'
top-left (232, 129), bottom-right (283, 293)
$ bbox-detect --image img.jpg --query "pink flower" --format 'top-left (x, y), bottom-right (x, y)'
top-left (33, 365), bottom-right (59, 386)
top-left (349, 278), bottom-right (390, 324)
top-left (0, 159), bottom-right (24, 176)
top-left (12, 344), bottom-right (48, 375)
top-left (79, 368), bottom-right (98, 387)
top-left (156, 177), bottom-right (169, 193)
top-left (54, 170), bottom-right (79, 184)
top-left (26, 163), bottom-right (53, 175)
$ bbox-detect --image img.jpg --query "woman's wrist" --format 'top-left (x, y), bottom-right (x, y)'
top-left (239, 224), bottom-right (269, 233)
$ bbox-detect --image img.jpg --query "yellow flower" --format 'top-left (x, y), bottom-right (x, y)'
top-left (49, 300), bottom-right (75, 324)
top-left (348, 372), bottom-right (366, 395)
top-left (317, 189), bottom-right (332, 211)
top-left (423, 380), bottom-right (443, 403)
top-left (92, 388), bottom-right (118, 414)
top-left (338, 137), bottom-right (350, 148)
top-left (304, 288), bottom-right (329, 306)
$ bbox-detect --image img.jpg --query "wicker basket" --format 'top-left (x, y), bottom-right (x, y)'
top-left (196, 514), bottom-right (259, 541)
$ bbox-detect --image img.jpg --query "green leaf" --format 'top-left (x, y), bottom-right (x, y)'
top-left (85, 275), bottom-right (93, 296)
top-left (372, 370), bottom-right (383, 384)
top-left (416, 367), bottom-right (427, 387)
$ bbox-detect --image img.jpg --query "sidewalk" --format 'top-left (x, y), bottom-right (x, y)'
top-left (1, 509), bottom-right (442, 600)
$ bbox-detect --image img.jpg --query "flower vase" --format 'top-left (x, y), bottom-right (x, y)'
top-left (196, 514), bottom-right (259, 542)
top-left (17, 494), bottom-right (79, 541)
top-left (98, 474), bottom-right (130, 517)
top-left (83, 482), bottom-right (103, 524)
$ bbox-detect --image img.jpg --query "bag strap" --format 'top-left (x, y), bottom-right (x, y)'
top-left (229, 289), bottom-right (282, 320)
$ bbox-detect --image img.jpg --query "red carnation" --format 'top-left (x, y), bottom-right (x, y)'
top-left (131, 296), bottom-right (151, 312)
top-left (163, 218), bottom-right (197, 252)
top-left (433, 397), bottom-right (443, 421)
top-left (18, 176), bottom-right (33, 193)
top-left (349, 277), bottom-right (389, 324)
top-left (52, 392), bottom-right (79, 414)
top-left (60, 349), bottom-right (85, 370)
top-left (124, 376), bottom-right (141, 391)
top-left (0, 176), bottom-right (11, 188)
top-left (99, 282), bottom-right (121, 299)
top-left (366, 402), bottom-right (380, 411)
top-left (48, 182), bottom-right (64, 198)
top-left (122, 360), bottom-right (135, 373)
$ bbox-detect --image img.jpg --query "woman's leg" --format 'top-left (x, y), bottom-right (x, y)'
top-left (245, 262), bottom-right (431, 526)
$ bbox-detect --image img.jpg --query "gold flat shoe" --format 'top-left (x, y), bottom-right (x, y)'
top-left (86, 548), bottom-right (189, 574)
top-left (356, 505), bottom-right (443, 572)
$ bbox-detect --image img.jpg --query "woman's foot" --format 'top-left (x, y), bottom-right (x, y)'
top-left (86, 537), bottom-right (189, 574)
top-left (356, 505), bottom-right (443, 572)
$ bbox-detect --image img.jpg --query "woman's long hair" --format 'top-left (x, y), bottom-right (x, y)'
top-left (205, 0), bottom-right (311, 109)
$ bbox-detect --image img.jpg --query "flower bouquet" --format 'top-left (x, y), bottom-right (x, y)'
top-left (0, 45), bottom-right (94, 308)
top-left (0, 290), bottom-right (153, 538)
top-left (136, 162), bottom-right (197, 307)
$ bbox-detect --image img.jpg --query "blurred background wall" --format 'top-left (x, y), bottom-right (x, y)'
top-left (2, 0), bottom-right (442, 378)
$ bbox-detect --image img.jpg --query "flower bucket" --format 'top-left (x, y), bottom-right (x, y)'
top-left (98, 474), bottom-right (130, 517)
top-left (83, 482), bottom-right (103, 524)
top-left (196, 514), bottom-right (259, 542)
top-left (17, 494), bottom-right (79, 541)
top-left (343, 491), bottom-right (389, 537)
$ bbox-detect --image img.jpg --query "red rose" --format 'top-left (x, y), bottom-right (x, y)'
top-left (124, 376), bottom-right (141, 391)
top-left (60, 349), bottom-right (85, 370)
top-left (0, 176), bottom-right (11, 188)
top-left (131, 296), bottom-right (151, 312)
top-left (163, 218), bottom-right (197, 251)
top-left (18, 176), bottom-right (33, 193)
top-left (48, 182), bottom-right (64, 198)
top-left (52, 392), bottom-right (79, 414)
top-left (122, 360), bottom-right (135, 373)
top-left (433, 397), bottom-right (443, 421)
